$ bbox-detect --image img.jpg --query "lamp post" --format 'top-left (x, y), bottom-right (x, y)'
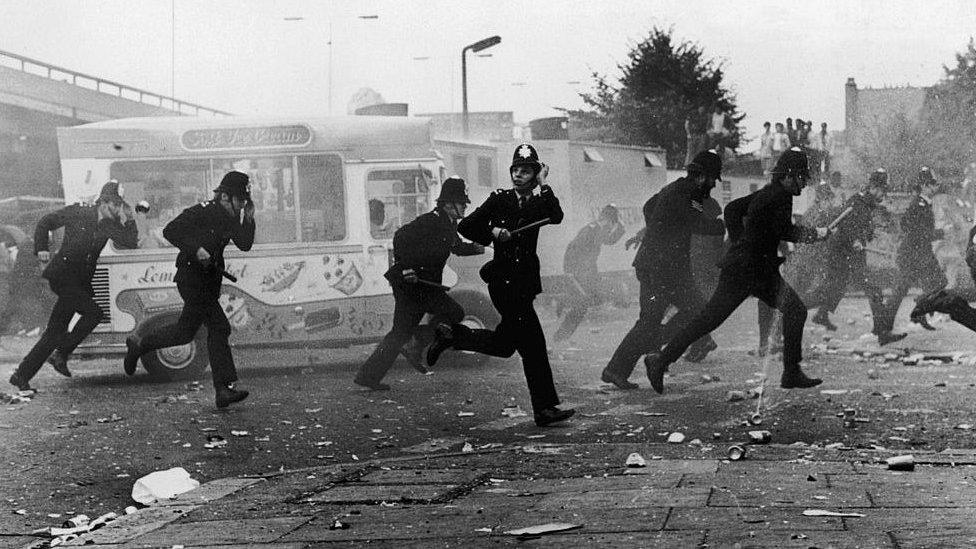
top-left (461, 35), bottom-right (501, 139)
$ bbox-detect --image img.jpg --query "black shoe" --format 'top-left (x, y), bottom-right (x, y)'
top-left (46, 350), bottom-right (71, 377)
top-left (912, 289), bottom-right (955, 317)
top-left (683, 338), bottom-right (718, 363)
top-left (600, 369), bottom-right (639, 390)
top-left (123, 335), bottom-right (142, 376)
top-left (643, 352), bottom-right (667, 394)
top-left (400, 339), bottom-right (429, 374)
top-left (9, 372), bottom-right (32, 392)
top-left (353, 376), bottom-right (391, 391)
top-left (812, 312), bottom-right (838, 331)
top-left (426, 324), bottom-right (453, 367)
top-left (215, 385), bottom-right (249, 408)
top-left (910, 314), bottom-right (937, 331)
top-left (781, 370), bottom-right (823, 389)
top-left (877, 331), bottom-right (907, 346)
top-left (534, 406), bottom-right (575, 427)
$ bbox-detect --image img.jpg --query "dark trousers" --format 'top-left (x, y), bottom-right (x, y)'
top-left (15, 279), bottom-right (102, 382)
top-left (357, 284), bottom-right (464, 383)
top-left (139, 284), bottom-right (238, 388)
top-left (659, 268), bottom-right (808, 372)
top-left (451, 283), bottom-right (559, 413)
top-left (554, 271), bottom-right (602, 341)
top-left (604, 270), bottom-right (713, 379)
top-left (806, 251), bottom-right (886, 333)
top-left (883, 249), bottom-right (947, 331)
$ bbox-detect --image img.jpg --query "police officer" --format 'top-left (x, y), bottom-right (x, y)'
top-left (806, 168), bottom-right (905, 345)
top-left (426, 143), bottom-right (574, 427)
top-left (9, 181), bottom-right (137, 391)
top-left (353, 177), bottom-right (484, 390)
top-left (912, 221), bottom-right (976, 329)
top-left (553, 204), bottom-right (625, 342)
top-left (123, 171), bottom-right (255, 409)
top-left (882, 167), bottom-right (947, 332)
top-left (644, 148), bottom-right (830, 393)
top-left (600, 150), bottom-right (726, 390)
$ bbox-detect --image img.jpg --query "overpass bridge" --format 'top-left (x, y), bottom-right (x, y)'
top-left (0, 48), bottom-right (229, 199)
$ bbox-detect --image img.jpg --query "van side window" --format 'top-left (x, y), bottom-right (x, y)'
top-left (298, 154), bottom-right (345, 242)
top-left (366, 169), bottom-right (432, 239)
top-left (215, 157), bottom-right (296, 245)
top-left (110, 159), bottom-right (211, 249)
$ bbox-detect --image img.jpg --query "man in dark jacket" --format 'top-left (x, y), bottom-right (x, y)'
top-left (427, 143), bottom-right (574, 427)
top-left (123, 171), bottom-right (255, 408)
top-left (882, 167), bottom-right (946, 331)
top-left (805, 169), bottom-right (905, 345)
top-left (600, 150), bottom-right (726, 390)
top-left (353, 177), bottom-right (484, 390)
top-left (645, 148), bottom-right (830, 393)
top-left (912, 221), bottom-right (976, 330)
top-left (552, 204), bottom-right (625, 341)
top-left (9, 181), bottom-right (137, 391)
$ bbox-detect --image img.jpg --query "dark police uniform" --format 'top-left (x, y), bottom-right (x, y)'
top-left (884, 191), bottom-right (947, 329)
top-left (355, 205), bottom-right (483, 389)
top-left (553, 211), bottom-right (624, 341)
top-left (10, 196), bottom-right (137, 387)
top-left (134, 193), bottom-right (255, 394)
top-left (647, 152), bottom-right (824, 392)
top-left (805, 191), bottom-right (889, 337)
top-left (447, 184), bottom-right (564, 414)
top-left (602, 175), bottom-right (725, 386)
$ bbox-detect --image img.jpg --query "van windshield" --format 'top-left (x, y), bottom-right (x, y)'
top-left (366, 167), bottom-right (433, 240)
top-left (110, 154), bottom-right (345, 249)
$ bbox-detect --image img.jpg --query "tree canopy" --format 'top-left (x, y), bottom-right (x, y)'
top-left (563, 27), bottom-right (743, 168)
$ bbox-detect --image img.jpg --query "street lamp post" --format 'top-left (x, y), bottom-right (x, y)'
top-left (461, 35), bottom-right (501, 139)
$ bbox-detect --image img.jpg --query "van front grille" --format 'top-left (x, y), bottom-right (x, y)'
top-left (92, 267), bottom-right (111, 328)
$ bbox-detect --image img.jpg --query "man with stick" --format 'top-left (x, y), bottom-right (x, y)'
top-left (600, 150), bottom-right (726, 390)
top-left (353, 177), bottom-right (484, 390)
top-left (644, 148), bottom-right (831, 393)
top-left (123, 171), bottom-right (255, 409)
top-left (426, 144), bottom-right (574, 427)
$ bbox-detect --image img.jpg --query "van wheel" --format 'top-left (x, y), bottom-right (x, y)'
top-left (452, 290), bottom-right (500, 330)
top-left (136, 314), bottom-right (209, 382)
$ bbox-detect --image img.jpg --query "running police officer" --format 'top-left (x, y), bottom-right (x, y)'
top-left (553, 204), bottom-right (625, 342)
top-left (353, 177), bottom-right (484, 390)
top-left (426, 143), bottom-right (575, 427)
top-left (123, 171), bottom-right (255, 409)
top-left (600, 150), bottom-right (726, 390)
top-left (644, 148), bottom-right (830, 393)
top-left (883, 167), bottom-right (947, 331)
top-left (9, 181), bottom-right (137, 391)
top-left (806, 168), bottom-right (905, 345)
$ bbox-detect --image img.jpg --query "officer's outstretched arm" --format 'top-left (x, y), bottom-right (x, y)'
top-left (457, 194), bottom-right (497, 246)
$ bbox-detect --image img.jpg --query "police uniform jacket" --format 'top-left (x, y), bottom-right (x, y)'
top-left (632, 177), bottom-right (725, 280)
top-left (718, 181), bottom-right (819, 276)
top-left (385, 209), bottom-right (483, 286)
top-left (163, 201), bottom-right (255, 290)
top-left (898, 193), bottom-right (941, 260)
top-left (458, 185), bottom-right (563, 296)
top-left (563, 221), bottom-right (624, 278)
top-left (827, 192), bottom-right (877, 261)
top-left (35, 203), bottom-right (138, 284)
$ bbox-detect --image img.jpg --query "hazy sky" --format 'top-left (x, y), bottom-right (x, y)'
top-left (1, 1), bottom-right (975, 146)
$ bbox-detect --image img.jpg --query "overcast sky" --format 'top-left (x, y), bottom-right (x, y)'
top-left (2, 1), bottom-right (975, 146)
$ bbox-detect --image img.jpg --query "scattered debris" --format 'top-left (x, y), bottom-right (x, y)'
top-left (625, 452), bottom-right (647, 468)
top-left (501, 405), bottom-right (528, 418)
top-left (886, 455), bottom-right (915, 471)
top-left (203, 435), bottom-right (227, 449)
top-left (131, 467), bottom-right (200, 505)
top-left (700, 374), bottom-right (720, 383)
top-left (504, 522), bottom-right (582, 537)
top-left (667, 432), bottom-right (685, 444)
top-left (748, 430), bottom-right (771, 444)
top-left (727, 445), bottom-right (746, 461)
top-left (820, 389), bottom-right (848, 396)
top-left (802, 509), bottom-right (865, 518)
top-left (96, 413), bottom-right (124, 423)
top-left (457, 411), bottom-right (475, 417)
top-left (230, 430), bottom-right (249, 437)
top-left (462, 442), bottom-right (474, 453)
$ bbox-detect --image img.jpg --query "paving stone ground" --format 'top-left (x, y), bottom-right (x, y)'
top-left (23, 442), bottom-right (976, 549)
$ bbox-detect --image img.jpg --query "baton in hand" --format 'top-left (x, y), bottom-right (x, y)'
top-left (510, 217), bottom-right (552, 235)
top-left (827, 206), bottom-right (855, 232)
top-left (416, 278), bottom-right (451, 291)
top-left (220, 270), bottom-right (238, 283)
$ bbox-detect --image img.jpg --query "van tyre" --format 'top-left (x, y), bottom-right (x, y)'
top-left (446, 290), bottom-right (502, 368)
top-left (136, 314), bottom-right (209, 382)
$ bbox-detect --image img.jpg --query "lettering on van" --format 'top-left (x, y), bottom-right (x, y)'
top-left (138, 265), bottom-right (175, 284)
top-left (180, 125), bottom-right (312, 151)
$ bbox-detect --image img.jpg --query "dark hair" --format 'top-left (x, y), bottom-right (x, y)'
top-left (763, 121), bottom-right (771, 127)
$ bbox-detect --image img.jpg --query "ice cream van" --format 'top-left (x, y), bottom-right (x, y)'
top-left (56, 115), bottom-right (497, 380)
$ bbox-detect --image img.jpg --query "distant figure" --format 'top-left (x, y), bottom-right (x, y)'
top-left (684, 105), bottom-right (710, 166)
top-left (707, 105), bottom-right (731, 156)
top-left (553, 204), bottom-right (625, 341)
top-left (772, 123), bottom-right (791, 162)
top-left (9, 181), bottom-right (137, 392)
top-left (758, 121), bottom-right (774, 175)
top-left (786, 118), bottom-right (796, 144)
top-left (369, 198), bottom-right (394, 239)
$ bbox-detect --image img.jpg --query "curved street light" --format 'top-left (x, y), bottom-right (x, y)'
top-left (462, 35), bottom-right (501, 138)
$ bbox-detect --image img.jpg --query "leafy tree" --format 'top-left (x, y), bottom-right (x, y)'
top-left (563, 27), bottom-right (744, 168)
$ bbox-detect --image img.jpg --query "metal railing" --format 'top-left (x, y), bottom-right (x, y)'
top-left (0, 48), bottom-right (231, 117)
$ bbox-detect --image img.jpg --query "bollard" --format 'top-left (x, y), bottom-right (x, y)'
top-left (727, 445), bottom-right (746, 461)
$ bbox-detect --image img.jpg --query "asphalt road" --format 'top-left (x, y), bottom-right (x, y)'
top-left (4, 296), bottom-right (976, 543)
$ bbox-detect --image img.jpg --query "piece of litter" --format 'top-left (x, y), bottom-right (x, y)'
top-left (667, 432), bottom-right (685, 444)
top-left (625, 452), bottom-right (647, 467)
top-left (802, 509), bottom-right (865, 518)
top-left (457, 411), bottom-right (475, 417)
top-left (820, 389), bottom-right (848, 395)
top-left (475, 527), bottom-right (493, 533)
top-left (504, 522), bottom-right (582, 536)
top-left (462, 442), bottom-right (474, 453)
top-left (230, 430), bottom-right (249, 437)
